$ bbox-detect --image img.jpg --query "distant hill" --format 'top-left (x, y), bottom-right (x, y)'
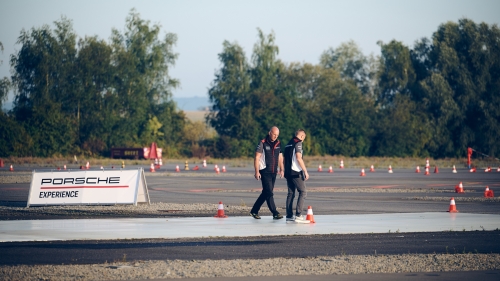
top-left (173, 96), bottom-right (210, 111)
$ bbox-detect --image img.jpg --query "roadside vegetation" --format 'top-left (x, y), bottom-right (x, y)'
top-left (1, 10), bottom-right (499, 161)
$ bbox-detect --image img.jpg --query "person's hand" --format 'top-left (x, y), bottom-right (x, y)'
top-left (279, 170), bottom-right (284, 178)
top-left (304, 171), bottom-right (310, 180)
top-left (254, 171), bottom-right (261, 180)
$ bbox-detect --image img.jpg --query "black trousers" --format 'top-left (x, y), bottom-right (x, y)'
top-left (251, 172), bottom-right (278, 215)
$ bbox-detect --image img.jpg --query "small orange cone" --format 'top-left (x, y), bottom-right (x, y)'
top-left (63, 164), bottom-right (67, 170)
top-left (305, 206), bottom-right (316, 223)
top-left (318, 165), bottom-right (323, 172)
top-left (470, 167), bottom-right (476, 173)
top-left (86, 162), bottom-right (90, 170)
top-left (455, 182), bottom-right (464, 193)
top-left (424, 167), bottom-right (430, 175)
top-left (497, 167), bottom-right (500, 172)
top-left (485, 167), bottom-right (491, 173)
top-left (484, 186), bottom-right (494, 198)
top-left (214, 201), bottom-right (228, 218)
top-left (175, 165), bottom-right (180, 172)
top-left (203, 159), bottom-right (207, 168)
top-left (80, 165), bottom-right (84, 170)
top-left (57, 167), bottom-right (61, 170)
top-left (360, 168), bottom-right (366, 176)
top-left (370, 165), bottom-right (375, 172)
top-left (452, 165), bottom-right (457, 174)
top-left (426, 158), bottom-right (430, 168)
top-left (100, 166), bottom-right (104, 170)
top-left (0, 159), bottom-right (4, 168)
top-left (215, 167), bottom-right (220, 174)
top-left (222, 165), bottom-right (227, 172)
top-left (434, 166), bottom-right (439, 173)
top-left (447, 197), bottom-right (459, 213)
top-left (340, 160), bottom-right (344, 169)
top-left (9, 165), bottom-right (13, 172)
top-left (328, 166), bottom-right (333, 173)
top-left (388, 165), bottom-right (393, 173)
top-left (214, 164), bottom-right (218, 171)
top-left (150, 163), bottom-right (156, 172)
top-left (193, 165), bottom-right (200, 171)
top-left (415, 166), bottom-right (421, 173)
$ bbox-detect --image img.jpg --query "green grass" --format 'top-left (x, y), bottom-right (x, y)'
top-left (2, 155), bottom-right (497, 169)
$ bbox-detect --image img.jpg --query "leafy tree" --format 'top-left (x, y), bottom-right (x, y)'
top-left (320, 40), bottom-right (378, 96)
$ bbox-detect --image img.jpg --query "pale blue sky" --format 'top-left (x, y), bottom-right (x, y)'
top-left (1, 0), bottom-right (499, 108)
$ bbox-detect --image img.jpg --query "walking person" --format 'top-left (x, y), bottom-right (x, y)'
top-left (250, 126), bottom-right (284, 220)
top-left (284, 129), bottom-right (310, 223)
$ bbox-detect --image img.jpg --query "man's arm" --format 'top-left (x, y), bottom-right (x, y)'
top-left (254, 152), bottom-right (262, 180)
top-left (295, 152), bottom-right (309, 180)
top-left (278, 153), bottom-right (284, 178)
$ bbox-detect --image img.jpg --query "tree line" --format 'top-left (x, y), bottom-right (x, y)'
top-left (1, 11), bottom-right (499, 159)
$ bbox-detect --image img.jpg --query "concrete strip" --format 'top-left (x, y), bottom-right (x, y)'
top-left (1, 212), bottom-right (500, 242)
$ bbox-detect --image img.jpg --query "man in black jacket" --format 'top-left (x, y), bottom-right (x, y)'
top-left (250, 126), bottom-right (284, 220)
top-left (284, 129), bottom-right (310, 223)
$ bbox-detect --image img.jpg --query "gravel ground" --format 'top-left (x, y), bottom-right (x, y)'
top-left (1, 253), bottom-right (499, 280)
top-left (0, 202), bottom-right (262, 219)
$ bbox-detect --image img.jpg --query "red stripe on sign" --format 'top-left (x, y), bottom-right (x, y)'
top-left (40, 186), bottom-right (129, 189)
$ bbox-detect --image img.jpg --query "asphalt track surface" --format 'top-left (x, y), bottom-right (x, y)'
top-left (1, 165), bottom-right (499, 281)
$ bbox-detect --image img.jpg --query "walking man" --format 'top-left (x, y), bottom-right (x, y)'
top-left (250, 126), bottom-right (284, 220)
top-left (284, 129), bottom-right (310, 223)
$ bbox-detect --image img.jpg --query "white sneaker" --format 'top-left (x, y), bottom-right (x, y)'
top-left (293, 215), bottom-right (310, 224)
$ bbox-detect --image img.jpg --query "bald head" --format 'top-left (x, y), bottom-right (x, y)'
top-left (268, 126), bottom-right (280, 142)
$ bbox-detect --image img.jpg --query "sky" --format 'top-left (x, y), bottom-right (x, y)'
top-left (1, 0), bottom-right (499, 109)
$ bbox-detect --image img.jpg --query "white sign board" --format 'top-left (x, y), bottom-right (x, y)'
top-left (27, 168), bottom-right (150, 207)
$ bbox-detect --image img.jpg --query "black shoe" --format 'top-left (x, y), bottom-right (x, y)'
top-left (273, 213), bottom-right (283, 220)
top-left (250, 213), bottom-right (261, 219)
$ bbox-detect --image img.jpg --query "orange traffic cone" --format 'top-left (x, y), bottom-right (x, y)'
top-left (9, 165), bottom-right (13, 172)
top-left (447, 197), bottom-right (459, 213)
top-left (485, 167), bottom-right (491, 173)
top-left (484, 186), bottom-right (494, 198)
top-left (388, 165), bottom-right (393, 173)
top-left (452, 165), bottom-right (457, 174)
top-left (57, 167), bottom-right (61, 170)
top-left (63, 164), bottom-right (67, 170)
top-left (100, 166), bottom-right (104, 170)
top-left (497, 167), bottom-right (500, 172)
top-left (222, 166), bottom-right (227, 172)
top-left (215, 167), bottom-right (220, 174)
top-left (328, 166), bottom-right (333, 173)
top-left (193, 165), bottom-right (200, 171)
top-left (86, 162), bottom-right (90, 170)
top-left (426, 158), bottom-right (430, 168)
top-left (80, 165), bottom-right (84, 170)
top-left (305, 206), bottom-right (316, 223)
top-left (0, 159), bottom-right (4, 168)
top-left (455, 182), bottom-right (464, 193)
top-left (214, 164), bottom-right (218, 171)
top-left (360, 168), bottom-right (366, 176)
top-left (340, 160), bottom-right (344, 169)
top-left (434, 166), bottom-right (439, 173)
top-left (150, 163), bottom-right (155, 172)
top-left (470, 167), bottom-right (476, 173)
top-left (370, 165), bottom-right (375, 172)
top-left (424, 167), bottom-right (430, 175)
top-left (214, 201), bottom-right (228, 218)
top-left (203, 159), bottom-right (207, 168)
top-left (318, 165), bottom-right (323, 172)
top-left (415, 166), bottom-right (421, 173)
top-left (175, 165), bottom-right (180, 172)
